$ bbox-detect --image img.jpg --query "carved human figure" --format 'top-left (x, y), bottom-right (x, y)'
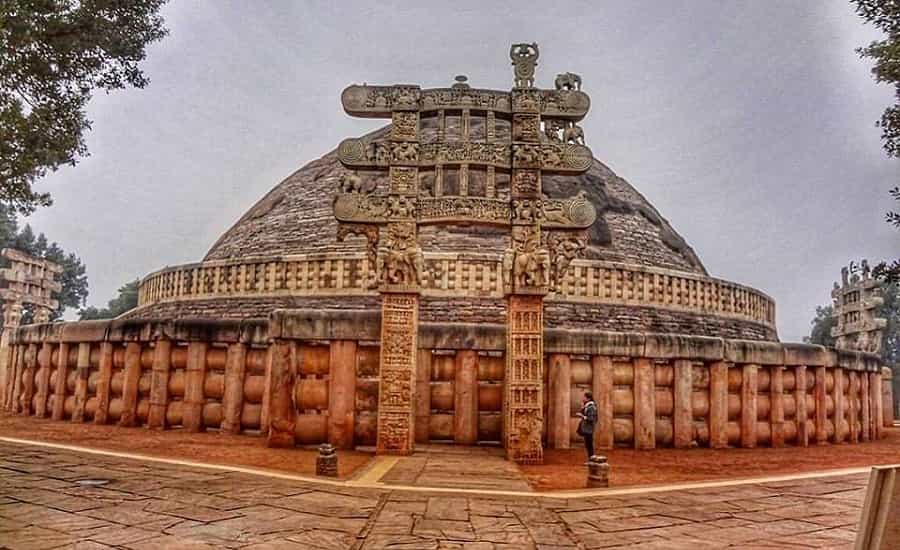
top-left (543, 119), bottom-right (564, 143)
top-left (337, 224), bottom-right (379, 289)
top-left (378, 224), bottom-right (423, 287)
top-left (513, 145), bottom-right (541, 166)
top-left (374, 144), bottom-right (390, 164)
top-left (2, 302), bottom-right (22, 329)
top-left (509, 43), bottom-right (539, 88)
top-left (32, 308), bottom-right (51, 324)
top-left (554, 72), bottom-right (582, 91)
top-left (563, 123), bottom-right (585, 145)
top-left (547, 232), bottom-right (587, 291)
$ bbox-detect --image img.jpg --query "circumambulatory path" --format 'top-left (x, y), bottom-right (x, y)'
top-left (0, 440), bottom-right (866, 549)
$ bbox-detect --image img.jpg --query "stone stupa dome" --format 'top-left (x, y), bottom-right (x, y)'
top-left (132, 116), bottom-right (776, 341)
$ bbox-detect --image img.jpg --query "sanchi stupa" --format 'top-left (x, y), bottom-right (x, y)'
top-left (0, 44), bottom-right (892, 464)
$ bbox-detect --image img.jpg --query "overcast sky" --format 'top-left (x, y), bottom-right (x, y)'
top-left (28, 1), bottom-right (898, 342)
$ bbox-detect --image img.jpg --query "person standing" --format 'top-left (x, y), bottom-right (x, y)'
top-left (576, 391), bottom-right (598, 460)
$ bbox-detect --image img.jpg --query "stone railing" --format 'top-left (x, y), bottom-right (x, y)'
top-left (136, 254), bottom-right (776, 328)
top-left (0, 311), bottom-right (886, 452)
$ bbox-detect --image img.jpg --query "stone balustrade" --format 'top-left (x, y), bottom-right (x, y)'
top-left (135, 255), bottom-right (776, 328)
top-left (0, 311), bottom-right (886, 452)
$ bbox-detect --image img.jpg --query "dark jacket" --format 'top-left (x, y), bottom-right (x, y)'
top-left (579, 400), bottom-right (598, 435)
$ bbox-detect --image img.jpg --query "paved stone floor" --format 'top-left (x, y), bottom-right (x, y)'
top-left (379, 444), bottom-right (533, 492)
top-left (0, 441), bottom-right (866, 549)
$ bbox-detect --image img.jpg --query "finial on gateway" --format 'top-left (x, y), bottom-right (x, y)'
top-left (510, 42), bottom-right (540, 88)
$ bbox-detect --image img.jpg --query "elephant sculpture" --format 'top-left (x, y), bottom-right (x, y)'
top-left (554, 72), bottom-right (582, 91)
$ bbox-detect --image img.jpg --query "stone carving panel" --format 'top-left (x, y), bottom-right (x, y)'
top-left (390, 167), bottom-right (418, 195)
top-left (378, 223), bottom-right (423, 289)
top-left (391, 112), bottom-right (418, 142)
top-left (342, 84), bottom-right (589, 119)
top-left (505, 294), bottom-right (544, 464)
top-left (504, 226), bottom-right (550, 293)
top-left (377, 293), bottom-right (418, 454)
top-left (417, 197), bottom-right (510, 225)
top-left (546, 231), bottom-right (588, 292)
top-left (336, 224), bottom-right (379, 289)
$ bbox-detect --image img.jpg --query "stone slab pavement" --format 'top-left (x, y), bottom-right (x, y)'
top-left (0, 440), bottom-right (867, 549)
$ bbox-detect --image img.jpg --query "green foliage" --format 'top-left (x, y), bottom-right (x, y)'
top-left (804, 305), bottom-right (836, 348)
top-left (853, 0), bottom-right (900, 157)
top-left (0, 0), bottom-right (168, 214)
top-left (873, 186), bottom-right (900, 283)
top-left (79, 279), bottom-right (138, 320)
top-left (0, 203), bottom-right (88, 320)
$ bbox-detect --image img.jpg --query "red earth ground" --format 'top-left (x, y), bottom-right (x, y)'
top-left (521, 426), bottom-right (900, 490)
top-left (2, 413), bottom-right (898, 490)
top-left (0, 413), bottom-right (372, 479)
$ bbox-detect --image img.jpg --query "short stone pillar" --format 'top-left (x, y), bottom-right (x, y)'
top-left (316, 443), bottom-right (338, 477)
top-left (586, 455), bottom-right (609, 488)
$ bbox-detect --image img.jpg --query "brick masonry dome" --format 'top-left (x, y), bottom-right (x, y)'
top-left (134, 121), bottom-right (777, 341)
top-left (204, 124), bottom-right (707, 275)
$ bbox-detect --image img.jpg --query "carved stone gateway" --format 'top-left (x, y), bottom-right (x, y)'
top-left (831, 261), bottom-right (887, 354)
top-left (335, 44), bottom-right (594, 461)
top-left (0, 249), bottom-right (61, 409)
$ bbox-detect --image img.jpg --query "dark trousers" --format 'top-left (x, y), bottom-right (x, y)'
top-left (583, 433), bottom-right (594, 459)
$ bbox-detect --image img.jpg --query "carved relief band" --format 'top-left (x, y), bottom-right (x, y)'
top-left (341, 85), bottom-right (589, 119)
top-left (377, 293), bottom-right (418, 454)
top-left (338, 138), bottom-right (593, 173)
top-left (335, 194), bottom-right (597, 229)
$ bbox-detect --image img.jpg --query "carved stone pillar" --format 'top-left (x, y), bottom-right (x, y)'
top-left (454, 350), bottom-right (478, 446)
top-left (328, 340), bottom-right (357, 449)
top-left (376, 293), bottom-right (418, 454)
top-left (795, 365), bottom-right (808, 446)
top-left (770, 366), bottom-right (785, 448)
top-left (673, 359), bottom-right (693, 448)
top-left (505, 294), bottom-right (544, 464)
top-left (71, 343), bottom-right (90, 422)
top-left (0, 302), bottom-right (21, 412)
top-left (633, 358), bottom-right (656, 450)
top-left (148, 339), bottom-right (172, 429)
top-left (592, 355), bottom-right (614, 450)
top-left (740, 364), bottom-right (758, 448)
top-left (815, 366), bottom-right (828, 444)
top-left (709, 361), bottom-right (729, 449)
top-left (833, 368), bottom-right (845, 443)
top-left (547, 353), bottom-right (570, 449)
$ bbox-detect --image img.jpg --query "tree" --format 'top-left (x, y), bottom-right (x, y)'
top-left (853, 1), bottom-right (900, 158)
top-left (804, 305), bottom-right (836, 348)
top-left (807, 278), bottom-right (899, 367)
top-left (873, 186), bottom-right (900, 283)
top-left (79, 279), bottom-right (138, 320)
top-left (0, 0), bottom-right (168, 214)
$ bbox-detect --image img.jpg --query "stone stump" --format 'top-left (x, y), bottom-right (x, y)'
top-left (587, 455), bottom-right (609, 488)
top-left (316, 443), bottom-right (338, 477)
